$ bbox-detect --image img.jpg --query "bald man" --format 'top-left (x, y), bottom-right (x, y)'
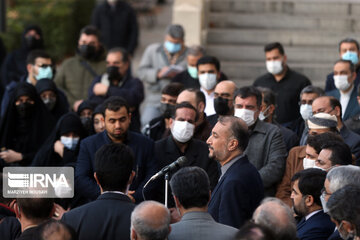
top-left (130, 201), bottom-right (171, 240)
top-left (207, 80), bottom-right (237, 127)
top-left (253, 197), bottom-right (297, 239)
top-left (311, 96), bottom-right (360, 163)
top-left (176, 88), bottom-right (212, 141)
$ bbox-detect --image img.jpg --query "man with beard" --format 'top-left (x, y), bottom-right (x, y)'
top-left (75, 96), bottom-right (157, 203)
top-left (55, 25), bottom-right (106, 110)
top-left (88, 47), bottom-right (144, 132)
top-left (290, 168), bottom-right (335, 240)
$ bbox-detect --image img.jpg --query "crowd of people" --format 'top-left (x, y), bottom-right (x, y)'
top-left (0, 0), bottom-right (360, 239)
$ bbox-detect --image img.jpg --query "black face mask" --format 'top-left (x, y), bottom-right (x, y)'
top-left (78, 45), bottom-right (96, 60)
top-left (16, 102), bottom-right (34, 118)
top-left (25, 36), bottom-right (42, 50)
top-left (214, 97), bottom-right (230, 115)
top-left (80, 116), bottom-right (93, 132)
top-left (107, 66), bottom-right (123, 82)
top-left (160, 103), bottom-right (175, 119)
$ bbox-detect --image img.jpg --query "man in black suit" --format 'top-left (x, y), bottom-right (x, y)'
top-left (207, 116), bottom-right (264, 228)
top-left (151, 102), bottom-right (219, 207)
top-left (291, 169), bottom-right (335, 240)
top-left (62, 143), bottom-right (136, 240)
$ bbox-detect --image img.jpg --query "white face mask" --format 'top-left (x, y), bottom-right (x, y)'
top-left (198, 73), bottom-right (217, 90)
top-left (300, 104), bottom-right (313, 120)
top-left (259, 106), bottom-right (270, 121)
top-left (266, 60), bottom-right (283, 75)
top-left (320, 194), bottom-right (329, 213)
top-left (303, 157), bottom-right (316, 169)
top-left (312, 165), bottom-right (327, 171)
top-left (234, 108), bottom-right (256, 126)
top-left (171, 120), bottom-right (195, 143)
top-left (60, 136), bottom-right (80, 151)
top-left (334, 75), bottom-right (351, 91)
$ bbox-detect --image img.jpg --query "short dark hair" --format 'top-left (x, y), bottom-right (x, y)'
top-left (79, 25), bottom-right (101, 40)
top-left (291, 168), bottom-right (326, 206)
top-left (306, 132), bottom-right (343, 154)
top-left (264, 42), bottom-right (285, 55)
top-left (257, 87), bottom-right (276, 106)
top-left (173, 101), bottom-right (198, 122)
top-left (300, 86), bottom-right (325, 100)
top-left (108, 47), bottom-right (130, 63)
top-left (327, 184), bottom-right (360, 234)
top-left (103, 96), bottom-right (129, 116)
top-left (161, 82), bottom-right (184, 96)
top-left (234, 86), bottom-right (263, 108)
top-left (328, 96), bottom-right (343, 119)
top-left (338, 38), bottom-right (360, 52)
top-left (182, 88), bottom-right (206, 106)
top-left (169, 167), bottom-right (210, 209)
top-left (236, 221), bottom-right (275, 240)
top-left (334, 59), bottom-right (355, 72)
top-left (17, 198), bottom-right (54, 223)
top-left (218, 116), bottom-right (249, 151)
top-left (94, 143), bottom-right (134, 192)
top-left (320, 141), bottom-right (353, 166)
top-left (26, 50), bottom-right (51, 65)
top-left (196, 56), bottom-right (220, 72)
top-left (38, 219), bottom-right (77, 240)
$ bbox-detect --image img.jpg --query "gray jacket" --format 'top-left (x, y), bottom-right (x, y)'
top-left (245, 120), bottom-right (287, 196)
top-left (169, 211), bottom-right (238, 240)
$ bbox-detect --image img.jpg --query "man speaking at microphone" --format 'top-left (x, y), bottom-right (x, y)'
top-left (151, 102), bottom-right (220, 210)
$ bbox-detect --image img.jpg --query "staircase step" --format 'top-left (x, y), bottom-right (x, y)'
top-left (220, 61), bottom-right (331, 87)
top-left (209, 13), bottom-right (360, 31)
top-left (206, 44), bottom-right (338, 63)
top-left (207, 29), bottom-right (360, 46)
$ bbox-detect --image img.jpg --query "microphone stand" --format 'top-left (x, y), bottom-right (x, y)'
top-left (164, 172), bottom-right (169, 208)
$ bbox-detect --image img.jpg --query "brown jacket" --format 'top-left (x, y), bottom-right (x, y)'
top-left (275, 145), bottom-right (306, 206)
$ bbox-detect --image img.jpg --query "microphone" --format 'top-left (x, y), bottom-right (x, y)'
top-left (150, 156), bottom-right (187, 181)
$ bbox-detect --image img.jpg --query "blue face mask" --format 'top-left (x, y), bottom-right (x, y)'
top-left (60, 136), bottom-right (80, 151)
top-left (164, 41), bottom-right (181, 54)
top-left (187, 65), bottom-right (198, 79)
top-left (342, 51), bottom-right (359, 65)
top-left (36, 66), bottom-right (53, 80)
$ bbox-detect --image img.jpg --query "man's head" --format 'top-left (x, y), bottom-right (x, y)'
top-left (316, 140), bottom-right (352, 171)
top-left (160, 82), bottom-right (184, 119)
top-left (170, 166), bottom-right (210, 214)
top-left (169, 102), bottom-right (197, 143)
top-left (106, 48), bottom-right (130, 84)
top-left (303, 132), bottom-right (343, 169)
top-left (253, 197), bottom-right (297, 240)
top-left (307, 112), bottom-right (338, 136)
top-left (256, 87), bottom-right (276, 123)
top-left (264, 42), bottom-right (287, 75)
top-left (236, 222), bottom-right (275, 240)
top-left (299, 86), bottom-right (325, 121)
top-left (26, 50), bottom-right (53, 84)
top-left (327, 185), bottom-right (360, 239)
top-left (176, 88), bottom-right (206, 121)
top-left (94, 143), bottom-right (134, 192)
top-left (38, 220), bottom-right (76, 240)
top-left (163, 24), bottom-right (185, 54)
top-left (290, 168), bottom-right (326, 217)
top-left (130, 201), bottom-right (171, 240)
top-left (206, 116), bottom-right (248, 165)
top-left (103, 96), bottom-right (131, 142)
top-left (333, 59), bottom-right (356, 92)
top-left (213, 80), bottom-right (237, 116)
top-left (197, 56), bottom-right (221, 91)
top-left (15, 198), bottom-right (54, 228)
top-left (338, 38), bottom-right (360, 65)
top-left (78, 25), bottom-right (102, 60)
top-left (186, 45), bottom-right (205, 79)
top-left (312, 96), bottom-right (343, 122)
top-left (234, 86), bottom-right (262, 127)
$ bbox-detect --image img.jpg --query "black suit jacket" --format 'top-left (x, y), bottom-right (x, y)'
top-left (61, 192), bottom-right (135, 240)
top-left (150, 136), bottom-right (219, 207)
top-left (208, 155), bottom-right (264, 228)
top-left (297, 210), bottom-right (335, 240)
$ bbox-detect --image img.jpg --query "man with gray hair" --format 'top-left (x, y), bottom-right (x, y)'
top-left (322, 165), bottom-right (360, 239)
top-left (130, 201), bottom-right (171, 240)
top-left (252, 197), bottom-right (297, 240)
top-left (138, 24), bottom-right (189, 126)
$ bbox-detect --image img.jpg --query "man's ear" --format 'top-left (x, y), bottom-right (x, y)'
top-left (197, 102), bottom-right (205, 114)
top-left (26, 64), bottom-right (33, 75)
top-left (14, 202), bottom-right (21, 219)
top-left (128, 171), bottom-right (135, 186)
top-left (305, 195), bottom-right (314, 207)
top-left (334, 106), bottom-right (341, 118)
top-left (94, 172), bottom-right (100, 186)
top-left (268, 104), bottom-right (276, 115)
top-left (227, 139), bottom-right (238, 152)
top-left (173, 195), bottom-right (181, 210)
top-left (131, 228), bottom-right (137, 240)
